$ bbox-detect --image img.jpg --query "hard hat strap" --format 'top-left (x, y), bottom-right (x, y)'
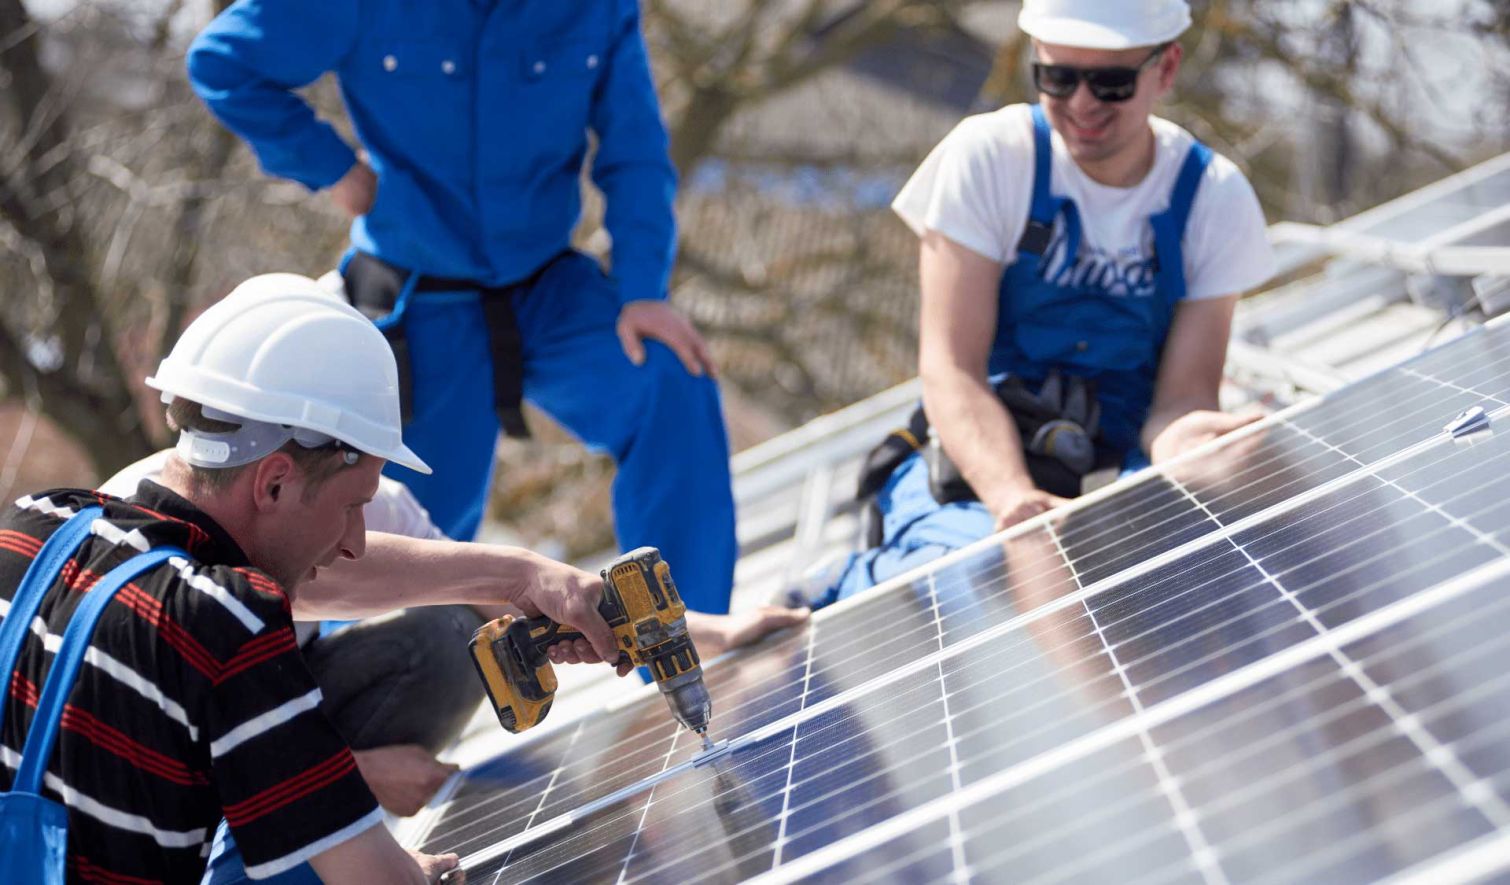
top-left (177, 406), bottom-right (353, 469)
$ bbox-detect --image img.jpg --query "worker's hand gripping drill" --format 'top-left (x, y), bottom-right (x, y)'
top-left (469, 547), bottom-right (714, 744)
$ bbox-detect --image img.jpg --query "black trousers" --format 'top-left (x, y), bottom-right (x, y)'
top-left (301, 605), bottom-right (486, 754)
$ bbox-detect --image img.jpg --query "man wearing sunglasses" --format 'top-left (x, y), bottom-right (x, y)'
top-left (823, 0), bottom-right (1275, 601)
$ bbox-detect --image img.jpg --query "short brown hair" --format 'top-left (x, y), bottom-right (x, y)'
top-left (165, 399), bottom-right (359, 499)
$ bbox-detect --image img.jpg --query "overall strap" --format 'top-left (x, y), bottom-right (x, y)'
top-left (0, 506), bottom-right (103, 739)
top-left (1020, 105), bottom-right (1081, 264)
top-left (11, 546), bottom-right (185, 794)
top-left (1149, 140), bottom-right (1214, 302)
top-left (1027, 105), bottom-right (1057, 228)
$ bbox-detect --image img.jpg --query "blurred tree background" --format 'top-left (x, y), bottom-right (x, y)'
top-left (1, 0), bottom-right (1507, 556)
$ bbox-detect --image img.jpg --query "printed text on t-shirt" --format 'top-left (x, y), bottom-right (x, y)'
top-left (1040, 226), bottom-right (1158, 299)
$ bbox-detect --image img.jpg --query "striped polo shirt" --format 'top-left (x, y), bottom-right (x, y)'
top-left (0, 482), bottom-right (381, 883)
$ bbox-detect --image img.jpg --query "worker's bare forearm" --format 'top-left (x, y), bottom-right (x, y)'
top-left (923, 364), bottom-right (1035, 509)
top-left (915, 229), bottom-right (1031, 514)
top-left (293, 532), bottom-right (551, 619)
top-left (309, 823), bottom-right (453, 885)
top-left (1141, 296), bottom-right (1240, 460)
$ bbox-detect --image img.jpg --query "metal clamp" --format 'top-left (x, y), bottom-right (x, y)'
top-left (692, 739), bottom-right (734, 768)
top-left (1445, 406), bottom-right (1492, 439)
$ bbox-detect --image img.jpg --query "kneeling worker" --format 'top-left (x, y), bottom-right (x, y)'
top-left (830, 0), bottom-right (1275, 599)
top-left (100, 451), bottom-right (806, 826)
top-left (0, 277), bottom-right (630, 882)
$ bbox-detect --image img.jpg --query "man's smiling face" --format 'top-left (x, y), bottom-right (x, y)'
top-left (1035, 40), bottom-right (1181, 173)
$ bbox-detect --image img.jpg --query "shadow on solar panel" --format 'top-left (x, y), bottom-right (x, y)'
top-left (406, 320), bottom-right (1510, 884)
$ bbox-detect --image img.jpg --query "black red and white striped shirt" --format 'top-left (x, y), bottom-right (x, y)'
top-left (0, 483), bottom-right (381, 883)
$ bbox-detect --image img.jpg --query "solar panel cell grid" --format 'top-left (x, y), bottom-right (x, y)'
top-left (956, 738), bottom-right (1203, 885)
top-left (863, 581), bottom-right (1510, 885)
top-left (435, 490), bottom-right (1507, 881)
top-left (1055, 476), bottom-right (1217, 585)
top-left (1171, 424), bottom-right (1357, 524)
top-left (409, 323), bottom-right (1510, 883)
top-left (805, 819), bottom-right (956, 884)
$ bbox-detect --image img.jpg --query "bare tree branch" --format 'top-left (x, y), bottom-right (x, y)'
top-left (1205, 6), bottom-right (1464, 172)
top-left (0, 0), bottom-right (154, 474)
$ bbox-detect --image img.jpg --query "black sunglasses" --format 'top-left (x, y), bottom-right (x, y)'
top-left (1031, 45), bottom-right (1169, 103)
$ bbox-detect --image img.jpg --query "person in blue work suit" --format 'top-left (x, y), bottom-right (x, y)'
top-left (186, 0), bottom-right (736, 616)
top-left (826, 0), bottom-right (1276, 601)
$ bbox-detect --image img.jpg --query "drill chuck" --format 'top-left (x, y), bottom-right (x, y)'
top-left (658, 667), bottom-right (713, 736)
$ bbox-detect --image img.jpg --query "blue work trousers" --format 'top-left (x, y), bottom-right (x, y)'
top-left (829, 453), bottom-right (993, 602)
top-left (828, 450), bottom-right (1152, 603)
top-left (392, 252), bottom-right (736, 614)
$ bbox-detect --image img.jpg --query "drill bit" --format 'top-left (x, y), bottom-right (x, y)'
top-left (700, 730), bottom-right (714, 752)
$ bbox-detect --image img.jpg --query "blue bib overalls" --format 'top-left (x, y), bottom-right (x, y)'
top-left (826, 106), bottom-right (1212, 602)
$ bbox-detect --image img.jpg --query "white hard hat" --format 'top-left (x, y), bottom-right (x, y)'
top-left (146, 273), bottom-right (431, 474)
top-left (1019, 0), bottom-right (1191, 50)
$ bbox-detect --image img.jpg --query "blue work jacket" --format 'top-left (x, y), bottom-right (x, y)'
top-left (187, 0), bottom-right (677, 298)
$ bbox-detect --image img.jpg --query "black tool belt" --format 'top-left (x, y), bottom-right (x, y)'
top-left (854, 371), bottom-right (1116, 547)
top-left (342, 251), bottom-right (565, 439)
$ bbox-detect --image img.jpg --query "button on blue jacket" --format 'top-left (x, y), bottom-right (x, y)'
top-left (187, 0), bottom-right (678, 300)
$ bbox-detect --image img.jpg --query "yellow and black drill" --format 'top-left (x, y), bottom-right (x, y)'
top-left (468, 547), bottom-right (714, 747)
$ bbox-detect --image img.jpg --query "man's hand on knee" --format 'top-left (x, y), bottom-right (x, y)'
top-left (616, 300), bottom-right (717, 378)
top-left (353, 745), bottom-right (459, 817)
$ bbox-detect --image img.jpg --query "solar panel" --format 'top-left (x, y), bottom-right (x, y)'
top-left (406, 319), bottom-right (1510, 883)
top-left (1346, 162), bottom-right (1510, 246)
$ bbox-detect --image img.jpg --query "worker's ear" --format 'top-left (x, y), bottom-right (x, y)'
top-left (1154, 42), bottom-right (1182, 96)
top-left (250, 453), bottom-right (297, 513)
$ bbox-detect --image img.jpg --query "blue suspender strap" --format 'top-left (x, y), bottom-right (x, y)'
top-left (1028, 105), bottom-right (1057, 225)
top-left (0, 507), bottom-right (103, 740)
top-left (1170, 141), bottom-right (1214, 217)
top-left (1150, 141), bottom-right (1214, 302)
top-left (1023, 105), bottom-right (1081, 263)
top-left (11, 546), bottom-right (186, 794)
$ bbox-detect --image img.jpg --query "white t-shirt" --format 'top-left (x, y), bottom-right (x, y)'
top-left (99, 450), bottom-right (447, 646)
top-left (893, 104), bottom-right (1275, 301)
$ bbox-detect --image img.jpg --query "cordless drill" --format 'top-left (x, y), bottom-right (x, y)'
top-left (468, 547), bottom-right (714, 746)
